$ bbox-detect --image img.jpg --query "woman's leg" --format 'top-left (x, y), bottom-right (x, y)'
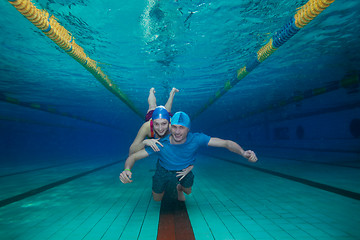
top-left (164, 87), bottom-right (179, 113)
top-left (147, 87), bottom-right (157, 113)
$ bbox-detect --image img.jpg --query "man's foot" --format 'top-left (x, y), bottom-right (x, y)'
top-left (170, 87), bottom-right (179, 96)
top-left (150, 87), bottom-right (156, 94)
top-left (177, 184), bottom-right (186, 201)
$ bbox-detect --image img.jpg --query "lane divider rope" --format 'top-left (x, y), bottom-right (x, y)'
top-left (7, 0), bottom-right (143, 118)
top-left (193, 0), bottom-right (336, 119)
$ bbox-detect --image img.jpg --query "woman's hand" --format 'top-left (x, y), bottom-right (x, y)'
top-left (143, 138), bottom-right (163, 152)
top-left (176, 165), bottom-right (194, 181)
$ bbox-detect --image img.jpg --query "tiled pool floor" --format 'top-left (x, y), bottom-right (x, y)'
top-left (0, 154), bottom-right (359, 239)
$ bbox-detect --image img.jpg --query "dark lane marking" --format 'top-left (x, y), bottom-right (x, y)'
top-left (174, 201), bottom-right (195, 240)
top-left (157, 192), bottom-right (195, 240)
top-left (268, 155), bottom-right (360, 169)
top-left (251, 151), bottom-right (360, 169)
top-left (0, 160), bottom-right (85, 178)
top-left (214, 156), bottom-right (360, 201)
top-left (0, 160), bottom-right (123, 208)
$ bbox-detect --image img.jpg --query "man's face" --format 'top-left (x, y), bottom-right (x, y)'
top-left (153, 118), bottom-right (169, 137)
top-left (171, 124), bottom-right (189, 144)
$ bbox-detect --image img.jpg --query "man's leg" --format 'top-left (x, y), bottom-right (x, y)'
top-left (152, 191), bottom-right (165, 201)
top-left (152, 162), bottom-right (168, 201)
top-left (177, 171), bottom-right (194, 201)
top-left (177, 184), bottom-right (192, 201)
top-left (164, 88), bottom-right (179, 113)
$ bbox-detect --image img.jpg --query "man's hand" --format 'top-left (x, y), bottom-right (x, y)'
top-left (119, 170), bottom-right (133, 183)
top-left (143, 138), bottom-right (163, 152)
top-left (176, 165), bottom-right (194, 181)
top-left (243, 150), bottom-right (258, 163)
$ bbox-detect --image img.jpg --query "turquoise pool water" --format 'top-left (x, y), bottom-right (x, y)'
top-left (1, 0), bottom-right (360, 239)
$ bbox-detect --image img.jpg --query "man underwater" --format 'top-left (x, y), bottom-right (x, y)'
top-left (120, 111), bottom-right (258, 201)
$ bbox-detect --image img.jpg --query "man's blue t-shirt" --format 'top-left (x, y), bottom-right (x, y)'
top-left (145, 132), bottom-right (211, 171)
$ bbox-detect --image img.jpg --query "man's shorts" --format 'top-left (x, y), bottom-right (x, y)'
top-left (152, 161), bottom-right (194, 194)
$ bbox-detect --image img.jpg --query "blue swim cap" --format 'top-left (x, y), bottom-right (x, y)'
top-left (171, 111), bottom-right (191, 129)
top-left (152, 106), bottom-right (170, 122)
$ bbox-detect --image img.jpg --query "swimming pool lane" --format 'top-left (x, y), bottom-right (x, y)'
top-left (0, 154), bottom-right (359, 239)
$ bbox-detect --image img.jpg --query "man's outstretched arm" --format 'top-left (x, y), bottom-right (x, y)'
top-left (208, 137), bottom-right (258, 162)
top-left (120, 149), bottom-right (149, 183)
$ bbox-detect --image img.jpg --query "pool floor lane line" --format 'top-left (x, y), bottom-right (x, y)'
top-left (157, 192), bottom-right (195, 240)
top-left (213, 155), bottom-right (360, 201)
top-left (254, 152), bottom-right (360, 169)
top-left (0, 159), bottom-right (86, 178)
top-left (0, 160), bottom-right (123, 208)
